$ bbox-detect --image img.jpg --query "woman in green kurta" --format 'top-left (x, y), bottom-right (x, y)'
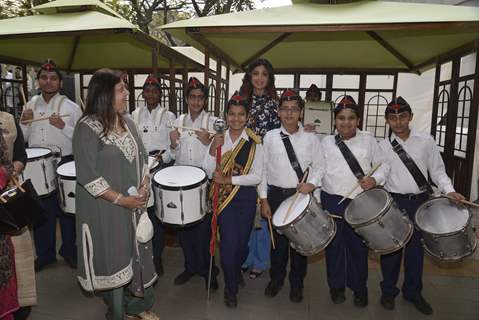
top-left (73, 69), bottom-right (159, 320)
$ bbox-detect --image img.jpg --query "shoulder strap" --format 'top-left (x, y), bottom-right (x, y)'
top-left (335, 134), bottom-right (365, 179)
top-left (53, 95), bottom-right (67, 114)
top-left (132, 107), bottom-right (143, 125)
top-left (390, 139), bottom-right (433, 194)
top-left (178, 114), bottom-right (186, 134)
top-left (201, 112), bottom-right (211, 130)
top-left (154, 107), bottom-right (167, 126)
top-left (25, 95), bottom-right (39, 111)
top-left (280, 131), bottom-right (304, 181)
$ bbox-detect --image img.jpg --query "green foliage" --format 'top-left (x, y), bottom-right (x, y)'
top-left (0, 0), bottom-right (50, 19)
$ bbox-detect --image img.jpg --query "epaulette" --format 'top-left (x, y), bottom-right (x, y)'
top-left (245, 127), bottom-right (261, 144)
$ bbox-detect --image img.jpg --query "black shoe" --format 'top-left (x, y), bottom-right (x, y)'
top-left (330, 288), bottom-right (346, 304)
top-left (14, 306), bottom-right (31, 320)
top-left (241, 266), bottom-right (249, 273)
top-left (205, 276), bottom-right (218, 291)
top-left (380, 295), bottom-right (395, 310)
top-left (264, 281), bottom-right (282, 298)
top-left (289, 287), bottom-right (303, 303)
top-left (404, 296), bottom-right (433, 315)
top-left (34, 258), bottom-right (56, 272)
top-left (354, 292), bottom-right (368, 308)
top-left (224, 291), bottom-right (238, 309)
top-left (238, 272), bottom-right (245, 288)
top-left (174, 270), bottom-right (194, 286)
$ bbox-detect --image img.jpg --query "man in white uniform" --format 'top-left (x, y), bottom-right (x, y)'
top-left (20, 60), bottom-right (82, 271)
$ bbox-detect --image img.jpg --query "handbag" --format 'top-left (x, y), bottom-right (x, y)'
top-left (136, 210), bottom-right (153, 243)
top-left (0, 176), bottom-right (46, 233)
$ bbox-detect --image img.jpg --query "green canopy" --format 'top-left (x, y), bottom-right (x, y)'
top-left (162, 0), bottom-right (479, 73)
top-left (0, 0), bottom-right (203, 72)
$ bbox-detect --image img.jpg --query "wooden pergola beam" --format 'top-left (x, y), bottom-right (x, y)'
top-left (190, 21), bottom-right (479, 34)
top-left (366, 31), bottom-right (417, 74)
top-left (266, 67), bottom-right (408, 75)
top-left (240, 33), bottom-right (292, 69)
top-left (186, 29), bottom-right (241, 70)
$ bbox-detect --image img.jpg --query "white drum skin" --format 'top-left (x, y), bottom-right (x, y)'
top-left (147, 156), bottom-right (161, 208)
top-left (22, 147), bottom-right (57, 197)
top-left (56, 161), bottom-right (76, 214)
top-left (273, 193), bottom-right (336, 256)
top-left (152, 166), bottom-right (208, 226)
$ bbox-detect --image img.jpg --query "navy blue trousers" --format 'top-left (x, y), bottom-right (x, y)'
top-left (380, 193), bottom-right (428, 299)
top-left (268, 186), bottom-right (307, 289)
top-left (147, 207), bottom-right (164, 269)
top-left (33, 191), bottom-right (77, 264)
top-left (218, 187), bottom-right (257, 295)
top-left (177, 213), bottom-right (213, 277)
top-left (320, 191), bottom-right (368, 294)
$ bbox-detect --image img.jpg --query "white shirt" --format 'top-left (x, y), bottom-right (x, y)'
top-left (21, 93), bottom-right (82, 157)
top-left (379, 129), bottom-right (455, 194)
top-left (171, 110), bottom-right (216, 167)
top-left (258, 125), bottom-right (324, 199)
top-left (203, 128), bottom-right (263, 186)
top-left (132, 104), bottom-right (176, 163)
top-left (320, 130), bottom-right (390, 199)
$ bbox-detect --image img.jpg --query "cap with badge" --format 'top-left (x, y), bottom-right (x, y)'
top-left (143, 74), bottom-right (161, 90)
top-left (334, 95), bottom-right (359, 116)
top-left (37, 59), bottom-right (62, 80)
top-left (226, 90), bottom-right (249, 110)
top-left (186, 77), bottom-right (208, 98)
top-left (385, 96), bottom-right (412, 116)
top-left (280, 88), bottom-right (305, 108)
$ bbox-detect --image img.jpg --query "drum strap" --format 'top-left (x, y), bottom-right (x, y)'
top-left (334, 134), bottom-right (365, 179)
top-left (280, 132), bottom-right (304, 181)
top-left (390, 139), bottom-right (433, 194)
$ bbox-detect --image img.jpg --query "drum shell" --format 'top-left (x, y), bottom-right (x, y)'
top-left (345, 189), bottom-right (413, 255)
top-left (57, 177), bottom-right (75, 214)
top-left (22, 148), bottom-right (57, 197)
top-left (416, 197), bottom-right (477, 261)
top-left (274, 198), bottom-right (335, 256)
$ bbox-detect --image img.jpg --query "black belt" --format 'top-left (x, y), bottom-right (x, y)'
top-left (268, 185), bottom-right (296, 197)
top-left (390, 192), bottom-right (428, 200)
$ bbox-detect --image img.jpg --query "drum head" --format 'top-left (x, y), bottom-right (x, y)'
top-left (56, 161), bottom-right (76, 177)
top-left (416, 197), bottom-right (469, 234)
top-left (26, 147), bottom-right (51, 159)
top-left (273, 193), bottom-right (310, 227)
top-left (153, 165), bottom-right (206, 190)
top-left (345, 188), bottom-right (390, 225)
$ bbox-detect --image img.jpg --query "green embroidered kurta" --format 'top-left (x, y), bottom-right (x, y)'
top-left (73, 115), bottom-right (156, 294)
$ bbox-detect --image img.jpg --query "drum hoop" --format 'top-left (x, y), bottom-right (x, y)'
top-left (274, 194), bottom-right (314, 229)
top-left (153, 175), bottom-right (208, 191)
top-left (423, 238), bottom-right (477, 261)
top-left (295, 216), bottom-right (337, 256)
top-left (368, 221), bottom-right (414, 255)
top-left (345, 189), bottom-right (394, 228)
top-left (26, 147), bottom-right (53, 161)
top-left (57, 175), bottom-right (76, 181)
top-left (415, 196), bottom-right (471, 236)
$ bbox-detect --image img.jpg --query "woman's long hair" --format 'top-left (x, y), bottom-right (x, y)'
top-left (240, 58), bottom-right (278, 101)
top-left (82, 69), bottom-right (125, 137)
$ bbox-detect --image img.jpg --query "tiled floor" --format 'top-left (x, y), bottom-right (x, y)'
top-left (29, 246), bottom-right (479, 320)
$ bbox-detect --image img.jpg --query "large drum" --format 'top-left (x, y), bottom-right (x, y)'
top-left (56, 161), bottom-right (76, 214)
top-left (345, 188), bottom-right (413, 254)
top-left (152, 165), bottom-right (208, 226)
top-left (415, 197), bottom-right (477, 261)
top-left (22, 147), bottom-right (57, 197)
top-left (147, 156), bottom-right (161, 208)
top-left (273, 193), bottom-right (335, 256)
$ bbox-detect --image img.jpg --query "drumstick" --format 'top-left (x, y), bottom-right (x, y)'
top-left (267, 217), bottom-right (276, 249)
top-left (148, 151), bottom-right (165, 170)
top-left (79, 97), bottom-right (86, 113)
top-left (337, 162), bottom-right (382, 205)
top-left (19, 86), bottom-right (27, 105)
top-left (166, 121), bottom-right (215, 135)
top-left (22, 114), bottom-right (70, 124)
top-left (282, 169), bottom-right (310, 224)
top-left (444, 194), bottom-right (479, 209)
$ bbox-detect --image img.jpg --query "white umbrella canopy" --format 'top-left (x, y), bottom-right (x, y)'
top-left (162, 0), bottom-right (479, 73)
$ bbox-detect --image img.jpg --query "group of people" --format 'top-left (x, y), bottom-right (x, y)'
top-left (0, 57), bottom-right (466, 320)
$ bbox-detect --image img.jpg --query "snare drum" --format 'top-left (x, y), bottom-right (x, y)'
top-left (56, 161), bottom-right (76, 214)
top-left (152, 165), bottom-right (208, 226)
top-left (345, 188), bottom-right (413, 254)
top-left (273, 193), bottom-right (335, 256)
top-left (22, 147), bottom-right (57, 197)
top-left (415, 197), bottom-right (477, 261)
top-left (147, 156), bottom-right (161, 208)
